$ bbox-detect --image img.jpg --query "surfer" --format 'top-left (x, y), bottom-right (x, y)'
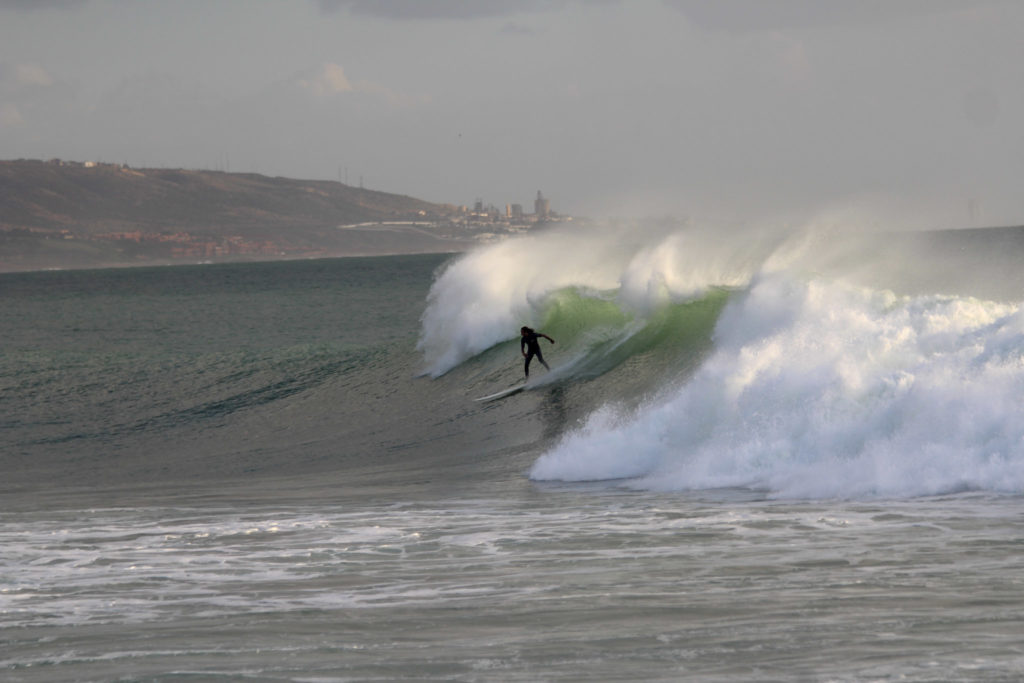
top-left (520, 326), bottom-right (555, 378)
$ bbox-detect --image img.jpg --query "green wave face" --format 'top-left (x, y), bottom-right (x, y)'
top-left (535, 286), bottom-right (732, 385)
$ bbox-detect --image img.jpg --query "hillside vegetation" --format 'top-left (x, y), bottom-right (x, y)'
top-left (0, 159), bottom-right (468, 271)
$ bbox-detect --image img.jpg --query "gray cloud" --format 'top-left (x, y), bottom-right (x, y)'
top-left (0, 0), bottom-right (89, 11)
top-left (664, 0), bottom-right (1004, 32)
top-left (313, 0), bottom-right (604, 20)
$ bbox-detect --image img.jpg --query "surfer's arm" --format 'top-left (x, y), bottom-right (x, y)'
top-left (541, 333), bottom-right (555, 344)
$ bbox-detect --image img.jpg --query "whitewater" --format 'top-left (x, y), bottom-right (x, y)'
top-left (4, 222), bottom-right (1024, 681)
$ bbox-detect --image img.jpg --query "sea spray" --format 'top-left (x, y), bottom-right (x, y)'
top-left (416, 230), bottom-right (625, 377)
top-left (531, 272), bottom-right (1024, 499)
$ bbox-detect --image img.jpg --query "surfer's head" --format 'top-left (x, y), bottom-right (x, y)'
top-left (521, 326), bottom-right (532, 336)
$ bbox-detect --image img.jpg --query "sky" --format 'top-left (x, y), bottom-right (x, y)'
top-left (1, 0), bottom-right (1023, 228)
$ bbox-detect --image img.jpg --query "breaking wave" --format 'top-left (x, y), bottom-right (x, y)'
top-left (417, 220), bottom-right (1024, 499)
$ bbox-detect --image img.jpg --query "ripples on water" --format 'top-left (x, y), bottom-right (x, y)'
top-left (4, 491), bottom-right (1024, 681)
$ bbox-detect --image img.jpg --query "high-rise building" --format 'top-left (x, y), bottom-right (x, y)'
top-left (535, 191), bottom-right (550, 218)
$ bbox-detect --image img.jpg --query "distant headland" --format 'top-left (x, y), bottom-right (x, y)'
top-left (0, 158), bottom-right (571, 272)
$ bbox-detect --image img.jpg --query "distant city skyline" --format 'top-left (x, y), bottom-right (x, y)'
top-left (2, 1), bottom-right (1023, 229)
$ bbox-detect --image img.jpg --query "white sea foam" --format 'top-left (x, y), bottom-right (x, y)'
top-left (531, 272), bottom-right (1024, 499)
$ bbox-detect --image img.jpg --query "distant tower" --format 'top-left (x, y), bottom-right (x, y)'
top-left (535, 191), bottom-right (550, 218)
top-left (474, 198), bottom-right (484, 214)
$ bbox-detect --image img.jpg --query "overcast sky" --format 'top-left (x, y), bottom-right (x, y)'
top-left (1, 0), bottom-right (1022, 228)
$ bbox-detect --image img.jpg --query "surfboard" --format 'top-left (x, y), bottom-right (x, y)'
top-left (474, 382), bottom-right (527, 402)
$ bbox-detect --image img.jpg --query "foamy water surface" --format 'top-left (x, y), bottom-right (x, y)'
top-left (3, 491), bottom-right (1024, 681)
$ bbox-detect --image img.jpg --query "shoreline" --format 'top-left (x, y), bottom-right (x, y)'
top-left (0, 245), bottom-right (468, 276)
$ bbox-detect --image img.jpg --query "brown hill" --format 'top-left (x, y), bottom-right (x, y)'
top-left (0, 159), bottom-right (470, 271)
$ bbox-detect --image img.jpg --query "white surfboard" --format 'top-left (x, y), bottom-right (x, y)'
top-left (474, 382), bottom-right (528, 402)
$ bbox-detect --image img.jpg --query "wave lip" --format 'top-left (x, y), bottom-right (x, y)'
top-left (531, 272), bottom-right (1024, 500)
top-left (417, 223), bottom-right (768, 377)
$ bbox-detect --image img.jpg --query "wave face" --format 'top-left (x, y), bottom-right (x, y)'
top-left (417, 223), bottom-right (778, 378)
top-left (420, 221), bottom-right (1024, 500)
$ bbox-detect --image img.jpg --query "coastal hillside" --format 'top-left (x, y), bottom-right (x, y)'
top-left (0, 159), bottom-right (472, 271)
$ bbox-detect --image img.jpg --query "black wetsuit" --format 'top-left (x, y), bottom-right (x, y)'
top-left (521, 331), bottom-right (550, 377)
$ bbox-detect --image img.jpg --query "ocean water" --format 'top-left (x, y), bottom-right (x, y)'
top-left (3, 225), bottom-right (1024, 681)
